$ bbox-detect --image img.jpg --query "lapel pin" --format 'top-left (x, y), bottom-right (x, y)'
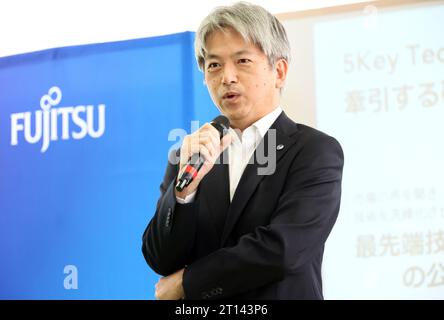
top-left (276, 144), bottom-right (284, 151)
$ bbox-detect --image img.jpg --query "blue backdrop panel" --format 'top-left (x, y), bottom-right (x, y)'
top-left (0, 32), bottom-right (217, 299)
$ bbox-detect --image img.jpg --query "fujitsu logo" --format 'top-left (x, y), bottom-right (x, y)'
top-left (10, 86), bottom-right (106, 153)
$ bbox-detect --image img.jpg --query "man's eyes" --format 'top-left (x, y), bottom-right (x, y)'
top-left (207, 62), bottom-right (220, 69)
top-left (238, 58), bottom-right (251, 64)
top-left (206, 59), bottom-right (252, 70)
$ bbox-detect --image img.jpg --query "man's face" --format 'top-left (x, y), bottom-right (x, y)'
top-left (203, 28), bottom-right (286, 130)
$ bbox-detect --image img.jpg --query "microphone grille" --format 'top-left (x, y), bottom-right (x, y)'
top-left (210, 115), bottom-right (230, 138)
top-left (211, 115), bottom-right (230, 128)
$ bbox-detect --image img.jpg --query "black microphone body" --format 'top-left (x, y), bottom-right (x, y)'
top-left (175, 115), bottom-right (230, 192)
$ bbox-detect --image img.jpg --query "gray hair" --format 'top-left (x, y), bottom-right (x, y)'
top-left (194, 1), bottom-right (291, 72)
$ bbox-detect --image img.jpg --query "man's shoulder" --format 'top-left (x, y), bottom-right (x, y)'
top-left (289, 121), bottom-right (343, 157)
top-left (272, 112), bottom-right (342, 154)
top-left (276, 112), bottom-right (330, 137)
top-left (294, 122), bottom-right (333, 140)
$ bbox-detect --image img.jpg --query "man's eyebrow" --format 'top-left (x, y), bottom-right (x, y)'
top-left (232, 50), bottom-right (253, 57)
top-left (206, 50), bottom-right (253, 61)
top-left (206, 53), bottom-right (221, 60)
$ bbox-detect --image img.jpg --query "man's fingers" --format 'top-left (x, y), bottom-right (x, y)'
top-left (202, 122), bottom-right (221, 142)
top-left (220, 133), bottom-right (232, 150)
top-left (197, 136), bottom-right (217, 158)
top-left (194, 144), bottom-right (213, 163)
top-left (178, 121), bottom-right (230, 187)
top-left (190, 132), bottom-right (219, 156)
top-left (202, 129), bottom-right (221, 152)
top-left (182, 134), bottom-right (218, 159)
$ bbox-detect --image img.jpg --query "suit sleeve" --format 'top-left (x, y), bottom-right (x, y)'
top-left (142, 149), bottom-right (200, 276)
top-left (182, 133), bottom-right (344, 299)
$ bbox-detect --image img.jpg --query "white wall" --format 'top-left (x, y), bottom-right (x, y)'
top-left (0, 0), bottom-right (373, 58)
top-left (281, 0), bottom-right (444, 299)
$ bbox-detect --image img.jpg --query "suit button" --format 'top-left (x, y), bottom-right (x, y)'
top-left (165, 208), bottom-right (172, 227)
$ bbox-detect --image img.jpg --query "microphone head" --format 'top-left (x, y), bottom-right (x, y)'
top-left (211, 115), bottom-right (230, 127)
top-left (210, 115), bottom-right (230, 138)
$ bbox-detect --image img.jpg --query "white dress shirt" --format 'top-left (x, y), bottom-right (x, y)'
top-left (177, 106), bottom-right (283, 203)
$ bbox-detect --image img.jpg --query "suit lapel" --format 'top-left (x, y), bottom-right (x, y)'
top-left (220, 112), bottom-right (299, 246)
top-left (199, 149), bottom-right (230, 240)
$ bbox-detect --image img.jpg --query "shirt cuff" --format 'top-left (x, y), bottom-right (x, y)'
top-left (176, 190), bottom-right (197, 204)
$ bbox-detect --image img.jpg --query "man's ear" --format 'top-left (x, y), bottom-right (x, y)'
top-left (275, 58), bottom-right (288, 89)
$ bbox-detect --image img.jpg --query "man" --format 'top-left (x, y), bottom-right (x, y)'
top-left (142, 2), bottom-right (344, 300)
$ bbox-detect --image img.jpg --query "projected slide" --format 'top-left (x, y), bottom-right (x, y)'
top-left (314, 3), bottom-right (444, 299)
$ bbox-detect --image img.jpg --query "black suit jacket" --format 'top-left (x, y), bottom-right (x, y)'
top-left (142, 112), bottom-right (344, 299)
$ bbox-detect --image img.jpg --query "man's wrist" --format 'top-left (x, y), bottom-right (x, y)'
top-left (176, 190), bottom-right (197, 204)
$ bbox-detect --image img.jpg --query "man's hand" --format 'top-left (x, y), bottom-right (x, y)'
top-left (155, 268), bottom-right (185, 300)
top-left (176, 123), bottom-right (232, 199)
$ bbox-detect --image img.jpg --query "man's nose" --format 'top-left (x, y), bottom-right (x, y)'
top-left (221, 63), bottom-right (238, 85)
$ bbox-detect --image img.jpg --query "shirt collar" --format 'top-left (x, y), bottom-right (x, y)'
top-left (228, 106), bottom-right (283, 142)
top-left (250, 106), bottom-right (283, 139)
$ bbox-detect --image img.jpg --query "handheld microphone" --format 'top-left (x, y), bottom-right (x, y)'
top-left (175, 115), bottom-right (230, 192)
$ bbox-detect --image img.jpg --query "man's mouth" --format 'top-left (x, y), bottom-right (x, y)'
top-left (222, 92), bottom-right (240, 100)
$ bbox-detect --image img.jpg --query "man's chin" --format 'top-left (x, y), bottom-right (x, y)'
top-left (222, 104), bottom-right (247, 117)
top-left (224, 111), bottom-right (244, 123)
